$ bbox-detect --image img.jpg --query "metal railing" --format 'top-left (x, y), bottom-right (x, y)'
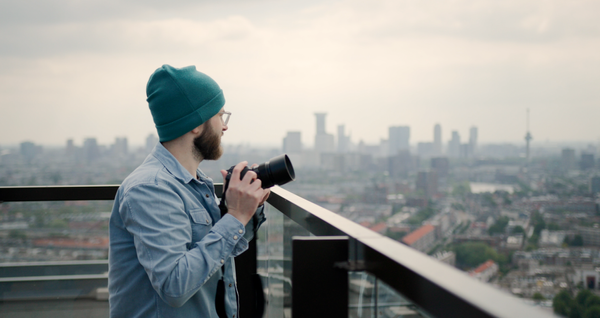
top-left (0, 185), bottom-right (553, 317)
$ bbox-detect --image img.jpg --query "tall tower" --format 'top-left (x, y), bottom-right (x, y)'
top-left (434, 124), bottom-right (442, 155)
top-left (314, 113), bottom-right (334, 152)
top-left (389, 126), bottom-right (410, 155)
top-left (525, 109), bottom-right (533, 163)
top-left (315, 113), bottom-right (326, 135)
top-left (469, 126), bottom-right (478, 156)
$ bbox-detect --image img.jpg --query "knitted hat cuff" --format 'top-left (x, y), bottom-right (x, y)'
top-left (155, 90), bottom-right (224, 142)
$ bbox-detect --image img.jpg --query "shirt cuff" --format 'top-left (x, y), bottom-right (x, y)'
top-left (211, 214), bottom-right (249, 257)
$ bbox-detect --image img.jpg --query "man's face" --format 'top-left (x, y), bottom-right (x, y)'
top-left (192, 110), bottom-right (227, 161)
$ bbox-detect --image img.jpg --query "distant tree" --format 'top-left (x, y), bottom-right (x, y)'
top-left (451, 203), bottom-right (465, 211)
top-left (532, 292), bottom-right (545, 301)
top-left (452, 182), bottom-right (471, 197)
top-left (453, 242), bottom-right (505, 269)
top-left (512, 226), bottom-right (525, 234)
top-left (48, 218), bottom-right (69, 229)
top-left (554, 290), bottom-right (574, 316)
top-left (385, 230), bottom-right (407, 241)
top-left (482, 193), bottom-right (498, 207)
top-left (528, 234), bottom-right (540, 245)
top-left (488, 216), bottom-right (509, 235)
top-left (572, 235), bottom-right (584, 247)
top-left (578, 290), bottom-right (595, 307)
top-left (548, 222), bottom-right (561, 231)
top-left (586, 296), bottom-right (600, 309)
top-left (8, 230), bottom-right (26, 239)
top-left (585, 306), bottom-right (600, 318)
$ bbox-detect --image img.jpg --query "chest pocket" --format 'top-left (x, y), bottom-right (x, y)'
top-left (189, 207), bottom-right (212, 245)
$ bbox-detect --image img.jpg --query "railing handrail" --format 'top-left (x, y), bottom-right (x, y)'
top-left (0, 184), bottom-right (554, 317)
top-left (267, 185), bottom-right (554, 318)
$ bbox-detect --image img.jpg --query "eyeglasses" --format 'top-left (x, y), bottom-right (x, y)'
top-left (220, 111), bottom-right (231, 125)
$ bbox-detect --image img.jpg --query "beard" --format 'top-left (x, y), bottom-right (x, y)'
top-left (193, 121), bottom-right (223, 161)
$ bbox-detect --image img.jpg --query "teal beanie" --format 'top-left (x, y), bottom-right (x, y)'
top-left (146, 64), bottom-right (225, 142)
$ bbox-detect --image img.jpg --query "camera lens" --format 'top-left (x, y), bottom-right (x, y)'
top-left (255, 154), bottom-right (295, 188)
top-left (227, 154), bottom-right (295, 189)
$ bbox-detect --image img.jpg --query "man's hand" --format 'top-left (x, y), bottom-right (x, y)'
top-left (220, 161), bottom-right (270, 226)
top-left (250, 164), bottom-right (270, 206)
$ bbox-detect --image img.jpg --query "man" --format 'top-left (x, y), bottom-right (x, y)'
top-left (109, 64), bottom-right (269, 318)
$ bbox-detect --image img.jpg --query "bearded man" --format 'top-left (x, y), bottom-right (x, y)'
top-left (108, 65), bottom-right (269, 318)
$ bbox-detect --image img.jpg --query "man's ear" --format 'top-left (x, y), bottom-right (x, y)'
top-left (191, 124), bottom-right (204, 135)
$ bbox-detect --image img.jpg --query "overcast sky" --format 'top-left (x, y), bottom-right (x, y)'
top-left (1, 0), bottom-right (599, 148)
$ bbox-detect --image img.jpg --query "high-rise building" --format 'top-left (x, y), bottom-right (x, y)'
top-left (417, 142), bottom-right (434, 158)
top-left (389, 126), bottom-right (410, 156)
top-left (434, 124), bottom-right (442, 155)
top-left (314, 113), bottom-right (335, 153)
top-left (524, 109), bottom-right (533, 163)
top-left (337, 125), bottom-right (350, 153)
top-left (283, 131), bottom-right (302, 153)
top-left (416, 170), bottom-right (438, 198)
top-left (20, 141), bottom-right (41, 163)
top-left (591, 176), bottom-right (600, 196)
top-left (431, 157), bottom-right (449, 178)
top-left (448, 131), bottom-right (460, 157)
top-left (113, 137), bottom-right (128, 157)
top-left (562, 148), bottom-right (576, 170)
top-left (83, 138), bottom-right (100, 162)
top-left (66, 139), bottom-right (75, 156)
top-left (469, 126), bottom-right (478, 156)
top-left (581, 153), bottom-right (595, 170)
top-left (315, 113), bottom-right (326, 135)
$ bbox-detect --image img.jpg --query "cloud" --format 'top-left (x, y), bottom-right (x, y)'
top-left (1, 0), bottom-right (600, 146)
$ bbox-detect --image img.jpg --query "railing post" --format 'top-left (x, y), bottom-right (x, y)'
top-left (292, 236), bottom-right (348, 318)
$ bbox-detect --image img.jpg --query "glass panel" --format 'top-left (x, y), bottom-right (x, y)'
top-left (349, 272), bottom-right (430, 318)
top-left (0, 199), bottom-right (111, 316)
top-left (0, 200), bottom-right (112, 263)
top-left (257, 203), bottom-right (311, 318)
top-left (349, 272), bottom-right (377, 318)
top-left (376, 278), bottom-right (430, 318)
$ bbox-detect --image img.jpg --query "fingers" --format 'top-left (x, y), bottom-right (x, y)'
top-left (229, 161), bottom-right (248, 185)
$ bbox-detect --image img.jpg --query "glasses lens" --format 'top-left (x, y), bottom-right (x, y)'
top-left (223, 112), bottom-right (230, 125)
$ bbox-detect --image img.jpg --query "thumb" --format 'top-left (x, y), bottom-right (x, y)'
top-left (220, 170), bottom-right (228, 182)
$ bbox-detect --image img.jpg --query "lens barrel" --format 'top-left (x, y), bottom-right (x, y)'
top-left (227, 154), bottom-right (295, 189)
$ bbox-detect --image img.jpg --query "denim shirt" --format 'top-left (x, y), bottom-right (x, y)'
top-left (109, 143), bottom-right (265, 318)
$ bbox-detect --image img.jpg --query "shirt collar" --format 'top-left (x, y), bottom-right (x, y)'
top-left (151, 142), bottom-right (196, 183)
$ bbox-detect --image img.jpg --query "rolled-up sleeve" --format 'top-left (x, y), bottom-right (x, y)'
top-left (120, 183), bottom-right (248, 307)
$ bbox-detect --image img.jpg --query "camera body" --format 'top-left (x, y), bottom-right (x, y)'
top-left (224, 154), bottom-right (295, 189)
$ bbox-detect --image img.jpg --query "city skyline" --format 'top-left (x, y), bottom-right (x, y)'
top-left (1, 1), bottom-right (600, 147)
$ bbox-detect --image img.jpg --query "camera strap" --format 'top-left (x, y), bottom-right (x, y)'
top-left (218, 180), bottom-right (230, 217)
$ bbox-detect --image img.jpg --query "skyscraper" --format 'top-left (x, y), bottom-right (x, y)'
top-left (113, 137), bottom-right (128, 157)
top-left (469, 126), bottom-right (478, 156)
top-left (337, 125), bottom-right (350, 153)
top-left (283, 131), bottom-right (302, 153)
top-left (524, 109), bottom-right (533, 163)
top-left (389, 126), bottom-right (410, 156)
top-left (562, 148), bottom-right (576, 170)
top-left (314, 113), bottom-right (334, 153)
top-left (448, 131), bottom-right (460, 157)
top-left (66, 139), bottom-right (75, 156)
top-left (434, 124), bottom-right (442, 155)
top-left (83, 138), bottom-right (99, 162)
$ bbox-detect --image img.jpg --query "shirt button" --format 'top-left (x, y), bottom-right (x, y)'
top-left (233, 235), bottom-right (238, 240)
top-left (238, 229), bottom-right (243, 234)
top-left (205, 194), bottom-right (210, 198)
top-left (229, 283), bottom-right (232, 287)
top-left (220, 259), bottom-right (224, 264)
top-left (206, 219), bottom-right (210, 224)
